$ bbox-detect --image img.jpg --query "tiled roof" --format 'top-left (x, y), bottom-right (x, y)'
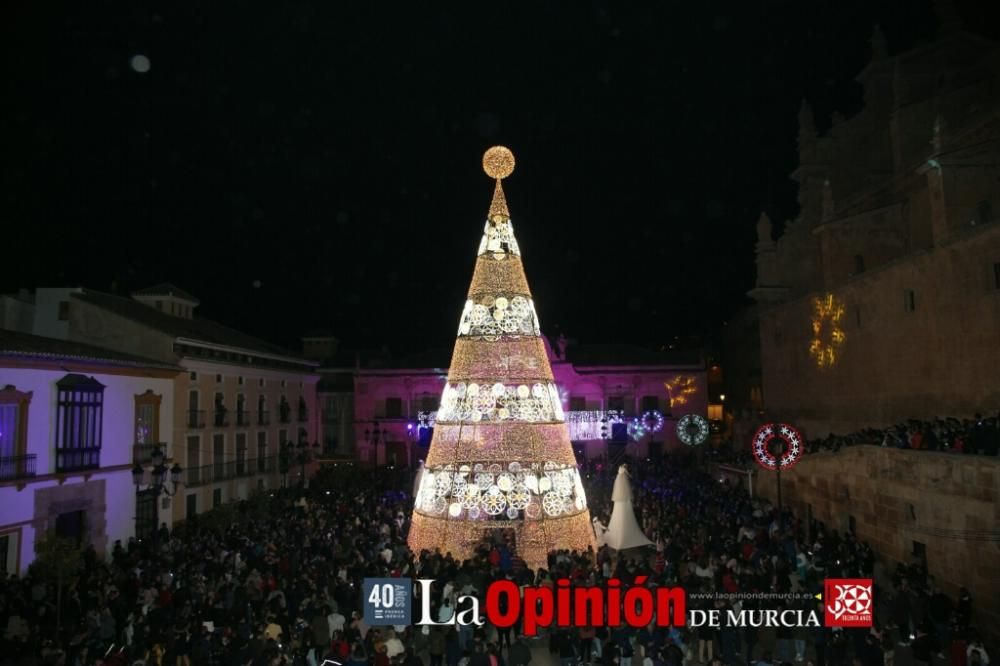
top-left (73, 290), bottom-right (305, 360)
top-left (0, 328), bottom-right (182, 371)
top-left (131, 282), bottom-right (200, 304)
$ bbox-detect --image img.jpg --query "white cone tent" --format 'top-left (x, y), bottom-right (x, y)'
top-left (604, 465), bottom-right (654, 550)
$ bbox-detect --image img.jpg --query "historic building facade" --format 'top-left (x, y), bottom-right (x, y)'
top-left (751, 21), bottom-right (1000, 435)
top-left (0, 330), bottom-right (179, 573)
top-left (1, 284), bottom-right (320, 528)
top-left (328, 336), bottom-right (707, 467)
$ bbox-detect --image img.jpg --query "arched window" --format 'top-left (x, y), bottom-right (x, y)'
top-left (56, 374), bottom-right (105, 472)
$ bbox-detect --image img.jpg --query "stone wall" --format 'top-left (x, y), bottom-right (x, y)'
top-left (755, 446), bottom-right (1000, 633)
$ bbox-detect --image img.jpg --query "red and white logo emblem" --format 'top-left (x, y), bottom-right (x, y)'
top-left (824, 578), bottom-right (873, 627)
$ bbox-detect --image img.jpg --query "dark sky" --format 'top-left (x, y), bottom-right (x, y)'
top-left (2, 1), bottom-right (996, 354)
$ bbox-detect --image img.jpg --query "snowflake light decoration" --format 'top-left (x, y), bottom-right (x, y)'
top-left (751, 423), bottom-right (804, 470)
top-left (676, 414), bottom-right (709, 446)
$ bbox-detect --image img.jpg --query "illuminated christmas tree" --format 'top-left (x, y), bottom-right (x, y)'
top-left (408, 146), bottom-right (596, 567)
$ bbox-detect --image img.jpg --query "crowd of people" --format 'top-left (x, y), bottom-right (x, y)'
top-left (0, 458), bottom-right (991, 666)
top-left (806, 414), bottom-right (999, 456)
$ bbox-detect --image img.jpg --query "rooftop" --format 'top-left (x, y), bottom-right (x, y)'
top-left (0, 328), bottom-right (181, 371)
top-left (131, 282), bottom-right (200, 304)
top-left (73, 289), bottom-right (305, 360)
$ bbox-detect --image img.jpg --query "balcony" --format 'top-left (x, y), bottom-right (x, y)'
top-left (56, 447), bottom-right (101, 473)
top-left (0, 454), bottom-right (37, 481)
top-left (185, 456), bottom-right (276, 487)
top-left (213, 410), bottom-right (229, 428)
top-left (236, 411), bottom-right (251, 427)
top-left (257, 410), bottom-right (271, 426)
top-left (187, 410), bottom-right (206, 428)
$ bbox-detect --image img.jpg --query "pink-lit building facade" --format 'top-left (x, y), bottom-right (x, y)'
top-left (319, 336), bottom-right (707, 467)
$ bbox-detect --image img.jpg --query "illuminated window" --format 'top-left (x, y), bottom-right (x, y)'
top-left (0, 386), bottom-right (32, 479)
top-left (904, 290), bottom-right (916, 312)
top-left (134, 390), bottom-right (161, 446)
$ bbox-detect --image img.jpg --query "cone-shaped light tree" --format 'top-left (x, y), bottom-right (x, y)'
top-left (408, 147), bottom-right (596, 567)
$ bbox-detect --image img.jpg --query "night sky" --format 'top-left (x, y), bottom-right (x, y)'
top-left (3, 1), bottom-right (997, 354)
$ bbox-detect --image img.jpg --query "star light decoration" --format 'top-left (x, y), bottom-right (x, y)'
top-left (665, 375), bottom-right (697, 407)
top-left (407, 147), bottom-right (596, 567)
top-left (809, 293), bottom-right (846, 369)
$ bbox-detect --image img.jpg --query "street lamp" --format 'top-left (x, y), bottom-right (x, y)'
top-left (131, 446), bottom-right (182, 542)
top-left (364, 421), bottom-right (390, 465)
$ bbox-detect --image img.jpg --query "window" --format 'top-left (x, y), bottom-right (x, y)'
top-left (236, 433), bottom-right (247, 475)
top-left (912, 541), bottom-right (926, 564)
top-left (853, 254), bottom-right (865, 275)
top-left (855, 305), bottom-right (862, 328)
top-left (281, 380), bottom-right (287, 389)
top-left (258, 378), bottom-right (265, 388)
top-left (186, 436), bottom-right (200, 484)
top-left (569, 396), bottom-right (586, 412)
top-left (641, 395), bottom-right (659, 412)
top-left (189, 371), bottom-right (198, 381)
top-left (848, 515), bottom-right (856, 533)
top-left (607, 396), bottom-right (625, 412)
top-left (186, 494), bottom-right (197, 520)
top-left (213, 434), bottom-right (225, 480)
top-left (155, 300), bottom-right (163, 311)
top-left (213, 488), bottom-right (222, 508)
top-left (0, 534), bottom-right (9, 575)
top-left (238, 376), bottom-right (245, 386)
top-left (0, 386), bottom-right (31, 474)
top-left (993, 262), bottom-right (1000, 290)
top-left (134, 390), bottom-right (161, 445)
top-left (419, 395), bottom-right (437, 412)
top-left (278, 429), bottom-right (288, 446)
top-left (385, 397), bottom-right (403, 418)
top-left (58, 301), bottom-right (70, 321)
top-left (55, 375), bottom-right (104, 472)
top-left (908, 503), bottom-right (916, 521)
top-left (257, 432), bottom-right (268, 470)
top-left (216, 374), bottom-right (223, 383)
top-left (904, 290), bottom-right (916, 312)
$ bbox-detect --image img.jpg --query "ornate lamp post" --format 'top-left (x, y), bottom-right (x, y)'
top-left (363, 421), bottom-right (390, 466)
top-left (131, 447), bottom-right (182, 542)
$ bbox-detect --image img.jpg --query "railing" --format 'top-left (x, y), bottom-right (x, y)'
top-left (236, 411), bottom-right (251, 427)
top-left (0, 454), bottom-right (37, 481)
top-left (187, 410), bottom-right (206, 428)
top-left (213, 410), bottom-right (229, 427)
top-left (185, 456), bottom-right (277, 487)
top-left (56, 447), bottom-right (101, 473)
top-left (257, 410), bottom-right (271, 426)
top-left (132, 442), bottom-right (167, 464)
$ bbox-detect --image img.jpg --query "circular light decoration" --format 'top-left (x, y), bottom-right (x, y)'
top-left (506, 507), bottom-right (519, 519)
top-left (809, 293), bottom-right (846, 369)
top-left (628, 418), bottom-right (646, 441)
top-left (641, 410), bottom-right (665, 433)
top-left (508, 484), bottom-right (530, 510)
top-left (483, 145), bottom-right (516, 180)
top-left (482, 486), bottom-right (507, 515)
top-left (676, 414), bottom-right (710, 446)
top-left (752, 423), bottom-right (804, 471)
top-left (542, 492), bottom-right (565, 516)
